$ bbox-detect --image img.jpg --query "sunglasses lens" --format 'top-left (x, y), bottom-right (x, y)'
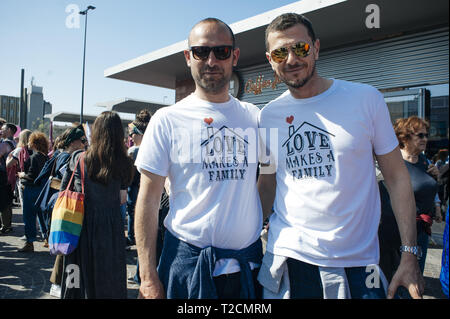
top-left (293, 42), bottom-right (310, 58)
top-left (417, 133), bottom-right (428, 139)
top-left (271, 47), bottom-right (288, 63)
top-left (191, 46), bottom-right (211, 60)
top-left (213, 46), bottom-right (232, 60)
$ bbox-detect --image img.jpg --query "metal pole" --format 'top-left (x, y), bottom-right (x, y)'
top-left (80, 11), bottom-right (88, 124)
top-left (19, 69), bottom-right (25, 128)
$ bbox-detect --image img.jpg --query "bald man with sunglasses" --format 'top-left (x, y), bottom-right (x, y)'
top-left (134, 18), bottom-right (263, 299)
top-left (257, 13), bottom-right (424, 299)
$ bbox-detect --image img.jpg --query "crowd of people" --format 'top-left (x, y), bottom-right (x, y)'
top-left (0, 12), bottom-right (449, 300)
top-left (0, 113), bottom-right (150, 298)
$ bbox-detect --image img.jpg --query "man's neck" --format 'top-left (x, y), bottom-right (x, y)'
top-left (288, 76), bottom-right (333, 100)
top-left (194, 88), bottom-right (230, 104)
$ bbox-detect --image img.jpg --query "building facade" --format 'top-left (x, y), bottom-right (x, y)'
top-left (26, 83), bottom-right (52, 130)
top-left (1, 82), bottom-right (52, 131)
top-left (0, 95), bottom-right (20, 124)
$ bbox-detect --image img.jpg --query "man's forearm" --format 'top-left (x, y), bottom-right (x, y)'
top-left (386, 173), bottom-right (417, 246)
top-left (135, 195), bottom-right (160, 281)
top-left (134, 172), bottom-right (165, 282)
top-left (378, 149), bottom-right (417, 246)
top-left (377, 148), bottom-right (424, 298)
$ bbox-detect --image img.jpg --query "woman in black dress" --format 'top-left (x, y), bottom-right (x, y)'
top-left (60, 112), bottom-right (134, 298)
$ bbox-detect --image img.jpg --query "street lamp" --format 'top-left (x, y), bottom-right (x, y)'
top-left (79, 5), bottom-right (96, 124)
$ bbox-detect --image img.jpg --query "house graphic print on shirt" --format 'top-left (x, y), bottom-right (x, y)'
top-left (201, 125), bottom-right (249, 182)
top-left (282, 121), bottom-right (336, 180)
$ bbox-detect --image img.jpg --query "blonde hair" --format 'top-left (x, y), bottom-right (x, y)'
top-left (18, 129), bottom-right (32, 148)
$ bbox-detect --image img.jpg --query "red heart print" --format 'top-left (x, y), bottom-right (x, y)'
top-left (204, 117), bottom-right (214, 125)
top-left (286, 115), bottom-right (294, 124)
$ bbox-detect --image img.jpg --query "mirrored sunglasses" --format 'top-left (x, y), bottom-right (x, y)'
top-left (270, 41), bottom-right (311, 63)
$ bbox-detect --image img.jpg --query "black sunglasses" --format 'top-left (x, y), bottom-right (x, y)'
top-left (270, 41), bottom-right (311, 63)
top-left (190, 45), bottom-right (233, 61)
top-left (414, 133), bottom-right (429, 139)
top-left (80, 138), bottom-right (88, 144)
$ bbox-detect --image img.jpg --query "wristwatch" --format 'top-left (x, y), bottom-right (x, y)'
top-left (399, 245), bottom-right (422, 259)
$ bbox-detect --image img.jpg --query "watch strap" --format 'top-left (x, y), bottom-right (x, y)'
top-left (399, 245), bottom-right (422, 259)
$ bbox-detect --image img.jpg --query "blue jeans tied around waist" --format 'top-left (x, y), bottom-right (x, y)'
top-left (157, 230), bottom-right (263, 299)
top-left (287, 258), bottom-right (387, 299)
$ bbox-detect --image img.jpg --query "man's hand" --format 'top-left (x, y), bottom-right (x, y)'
top-left (138, 275), bottom-right (165, 299)
top-left (387, 253), bottom-right (425, 299)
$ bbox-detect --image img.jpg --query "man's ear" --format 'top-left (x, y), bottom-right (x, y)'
top-left (232, 47), bottom-right (240, 67)
top-left (313, 38), bottom-right (320, 60)
top-left (184, 50), bottom-right (191, 67)
top-left (266, 51), bottom-right (276, 71)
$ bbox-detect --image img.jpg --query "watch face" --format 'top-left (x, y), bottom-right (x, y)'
top-left (229, 72), bottom-right (241, 98)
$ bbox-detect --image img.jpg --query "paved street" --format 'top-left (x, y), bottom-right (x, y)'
top-left (0, 206), bottom-right (447, 299)
top-left (0, 207), bottom-right (140, 299)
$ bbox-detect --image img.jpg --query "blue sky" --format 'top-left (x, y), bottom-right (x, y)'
top-left (0, 0), bottom-right (297, 120)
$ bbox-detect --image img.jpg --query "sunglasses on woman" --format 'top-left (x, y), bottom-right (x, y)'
top-left (128, 125), bottom-right (143, 137)
top-left (270, 41), bottom-right (311, 63)
top-left (190, 45), bottom-right (233, 61)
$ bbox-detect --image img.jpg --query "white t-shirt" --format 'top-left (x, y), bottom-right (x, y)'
top-left (10, 146), bottom-right (22, 160)
top-left (135, 93), bottom-right (263, 275)
top-left (259, 79), bottom-right (398, 267)
top-left (127, 145), bottom-right (139, 158)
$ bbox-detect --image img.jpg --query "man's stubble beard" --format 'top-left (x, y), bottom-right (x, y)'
top-left (194, 65), bottom-right (232, 95)
top-left (279, 60), bottom-right (316, 89)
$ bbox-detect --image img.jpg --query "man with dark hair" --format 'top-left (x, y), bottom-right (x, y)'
top-left (135, 18), bottom-right (263, 299)
top-left (264, 13), bottom-right (316, 51)
top-left (0, 123), bottom-right (17, 234)
top-left (2, 123), bottom-right (18, 137)
top-left (257, 13), bottom-right (424, 299)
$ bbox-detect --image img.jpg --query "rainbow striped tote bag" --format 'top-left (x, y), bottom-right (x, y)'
top-left (49, 152), bottom-right (85, 255)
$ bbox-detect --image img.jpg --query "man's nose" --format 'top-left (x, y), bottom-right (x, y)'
top-left (205, 50), bottom-right (219, 66)
top-left (285, 49), bottom-right (300, 65)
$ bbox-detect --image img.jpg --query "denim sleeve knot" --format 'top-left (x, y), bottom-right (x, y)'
top-left (158, 230), bottom-right (262, 299)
